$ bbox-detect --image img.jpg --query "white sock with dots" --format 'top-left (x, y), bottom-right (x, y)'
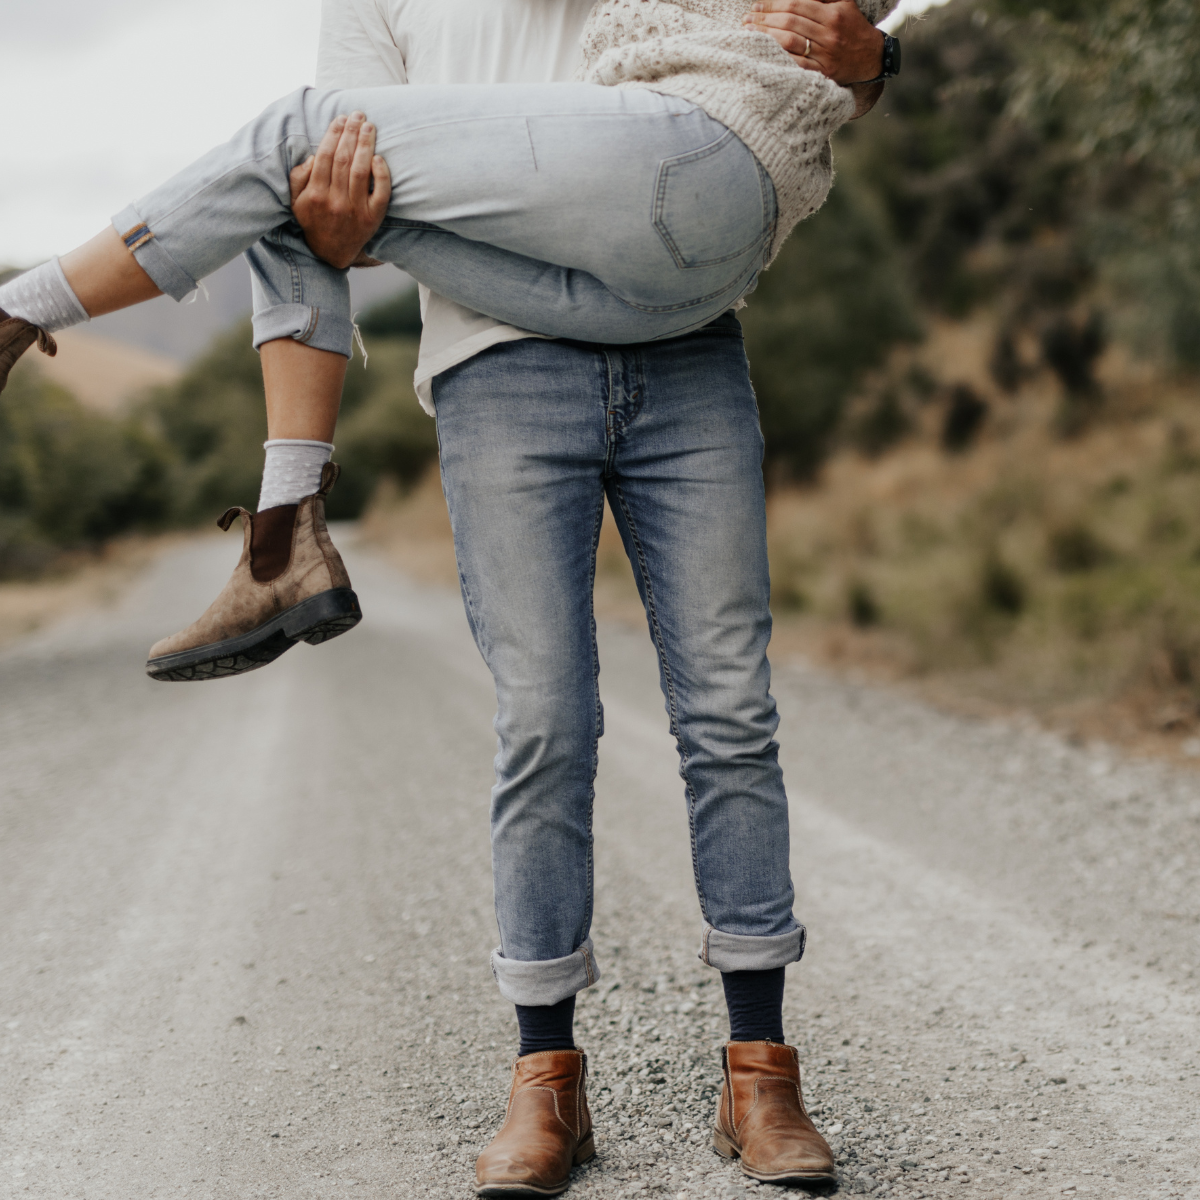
top-left (0, 258), bottom-right (89, 331)
top-left (257, 440), bottom-right (334, 512)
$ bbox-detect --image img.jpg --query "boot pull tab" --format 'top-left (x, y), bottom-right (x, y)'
top-left (217, 506), bottom-right (249, 532)
top-left (36, 329), bottom-right (58, 358)
top-left (318, 461), bottom-right (341, 496)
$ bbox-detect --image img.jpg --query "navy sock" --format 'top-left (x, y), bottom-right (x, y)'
top-left (721, 967), bottom-right (786, 1043)
top-left (515, 995), bottom-right (576, 1057)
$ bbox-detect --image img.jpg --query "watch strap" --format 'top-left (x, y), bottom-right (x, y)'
top-left (860, 33), bottom-right (900, 85)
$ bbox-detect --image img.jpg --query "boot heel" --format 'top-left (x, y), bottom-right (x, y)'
top-left (277, 587), bottom-right (362, 644)
top-left (573, 1132), bottom-right (596, 1165)
top-left (712, 1128), bottom-right (738, 1159)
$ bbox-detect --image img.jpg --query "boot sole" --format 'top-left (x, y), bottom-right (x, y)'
top-left (475, 1132), bottom-right (596, 1197)
top-left (712, 1127), bottom-right (837, 1185)
top-left (145, 587), bottom-right (362, 682)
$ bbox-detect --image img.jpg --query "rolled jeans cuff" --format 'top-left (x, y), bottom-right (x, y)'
top-left (697, 923), bottom-right (806, 972)
top-left (251, 303), bottom-right (354, 357)
top-left (112, 204), bottom-right (197, 302)
top-left (490, 937), bottom-right (601, 1006)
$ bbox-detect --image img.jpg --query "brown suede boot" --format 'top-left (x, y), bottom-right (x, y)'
top-left (475, 1049), bottom-right (594, 1197)
top-left (0, 306), bottom-right (57, 393)
top-left (145, 462), bottom-right (361, 681)
top-left (712, 1041), bottom-right (836, 1185)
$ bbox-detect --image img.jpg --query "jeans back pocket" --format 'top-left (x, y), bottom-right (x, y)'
top-left (653, 130), bottom-right (772, 270)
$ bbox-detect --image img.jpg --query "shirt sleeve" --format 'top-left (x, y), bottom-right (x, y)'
top-left (316, 0), bottom-right (408, 88)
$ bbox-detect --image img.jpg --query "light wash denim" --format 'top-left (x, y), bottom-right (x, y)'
top-left (433, 315), bottom-right (805, 1008)
top-left (110, 84), bottom-right (776, 353)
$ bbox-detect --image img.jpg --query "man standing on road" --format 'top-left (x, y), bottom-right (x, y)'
top-left (296, 1), bottom-right (896, 1194)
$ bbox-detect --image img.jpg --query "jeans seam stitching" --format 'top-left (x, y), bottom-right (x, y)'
top-left (610, 481), bottom-right (710, 923)
top-left (583, 488), bottom-right (606, 951)
top-left (615, 257), bottom-right (763, 314)
top-left (371, 108), bottom-right (692, 156)
top-left (138, 130), bottom-right (307, 236)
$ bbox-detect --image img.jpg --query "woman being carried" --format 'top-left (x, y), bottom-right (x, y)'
top-left (0, 0), bottom-right (897, 680)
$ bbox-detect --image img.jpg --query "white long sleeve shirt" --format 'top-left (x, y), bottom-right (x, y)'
top-left (316, 0), bottom-right (595, 411)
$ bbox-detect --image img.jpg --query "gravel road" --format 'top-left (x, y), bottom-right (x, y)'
top-left (2, 532), bottom-right (1198, 1200)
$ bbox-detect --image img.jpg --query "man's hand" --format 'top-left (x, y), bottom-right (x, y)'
top-left (743, 0), bottom-right (885, 87)
top-left (290, 112), bottom-right (392, 270)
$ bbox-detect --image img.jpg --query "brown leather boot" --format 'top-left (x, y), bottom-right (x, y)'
top-left (712, 1041), bottom-right (836, 1185)
top-left (0, 306), bottom-right (57, 393)
top-left (475, 1049), bottom-right (595, 1197)
top-left (145, 462), bottom-right (361, 681)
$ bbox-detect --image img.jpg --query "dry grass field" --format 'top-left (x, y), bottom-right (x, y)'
top-left (361, 314), bottom-right (1200, 762)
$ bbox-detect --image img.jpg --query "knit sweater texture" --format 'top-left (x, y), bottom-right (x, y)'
top-left (577, 0), bottom-right (895, 260)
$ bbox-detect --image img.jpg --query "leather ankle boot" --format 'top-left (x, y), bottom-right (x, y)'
top-left (0, 306), bottom-right (57, 394)
top-left (712, 1040), bottom-right (836, 1185)
top-left (145, 462), bottom-right (361, 681)
top-left (475, 1049), bottom-right (594, 1197)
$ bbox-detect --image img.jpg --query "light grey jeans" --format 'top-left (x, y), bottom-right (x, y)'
top-left (111, 84), bottom-right (777, 353)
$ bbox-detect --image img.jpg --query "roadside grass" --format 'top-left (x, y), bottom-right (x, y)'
top-left (363, 318), bottom-right (1200, 755)
top-left (765, 316), bottom-right (1200, 753)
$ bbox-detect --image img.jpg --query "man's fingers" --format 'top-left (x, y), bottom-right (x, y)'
top-left (348, 121), bottom-right (376, 205)
top-left (748, 9), bottom-right (829, 35)
top-left (331, 111), bottom-right (365, 196)
top-left (367, 155), bottom-right (392, 223)
top-left (746, 0), bottom-right (837, 17)
top-left (746, 10), bottom-right (831, 46)
top-left (746, 0), bottom-right (884, 83)
top-left (289, 156), bottom-right (315, 205)
top-left (311, 116), bottom-right (347, 190)
top-left (748, 20), bottom-right (831, 69)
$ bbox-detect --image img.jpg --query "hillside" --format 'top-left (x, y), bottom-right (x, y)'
top-left (36, 330), bottom-right (181, 414)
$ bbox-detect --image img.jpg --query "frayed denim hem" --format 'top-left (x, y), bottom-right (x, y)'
top-left (698, 923), bottom-right (806, 972)
top-left (491, 937), bottom-right (601, 1006)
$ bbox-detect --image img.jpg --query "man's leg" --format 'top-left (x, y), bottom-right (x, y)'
top-left (433, 338), bottom-right (613, 1196)
top-left (605, 312), bottom-right (835, 1185)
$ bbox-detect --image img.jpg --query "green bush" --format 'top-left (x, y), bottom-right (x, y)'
top-left (141, 319), bottom-right (271, 521)
top-left (327, 337), bottom-right (436, 519)
top-left (0, 368), bottom-right (171, 576)
top-left (740, 180), bottom-right (920, 479)
top-left (141, 316), bottom-right (437, 524)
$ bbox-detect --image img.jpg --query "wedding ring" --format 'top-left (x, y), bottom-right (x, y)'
top-left (804, 37), bottom-right (812, 56)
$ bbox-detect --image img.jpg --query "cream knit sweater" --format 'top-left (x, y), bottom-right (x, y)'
top-left (578, 0), bottom-right (895, 260)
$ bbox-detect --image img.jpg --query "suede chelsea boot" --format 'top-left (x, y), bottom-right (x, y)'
top-left (145, 462), bottom-right (361, 681)
top-left (475, 1049), bottom-right (594, 1197)
top-left (713, 1040), bottom-right (836, 1185)
top-left (0, 306), bottom-right (57, 393)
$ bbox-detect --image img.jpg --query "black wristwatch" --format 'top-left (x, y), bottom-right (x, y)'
top-left (861, 33), bottom-right (901, 84)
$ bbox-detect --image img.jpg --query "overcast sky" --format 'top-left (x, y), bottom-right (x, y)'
top-left (0, 0), bottom-right (942, 268)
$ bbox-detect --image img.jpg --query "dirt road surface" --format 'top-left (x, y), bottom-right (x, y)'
top-left (2, 534), bottom-right (1198, 1200)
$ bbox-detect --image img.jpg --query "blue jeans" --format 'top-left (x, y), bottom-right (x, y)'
top-left (434, 315), bottom-right (804, 1007)
top-left (111, 84), bottom-right (776, 354)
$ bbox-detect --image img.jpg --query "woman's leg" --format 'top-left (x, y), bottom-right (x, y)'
top-left (47, 84), bottom-right (769, 349)
top-left (59, 228), bottom-right (162, 314)
top-left (260, 341), bottom-right (343, 443)
top-left (246, 84), bottom-right (773, 355)
top-left (4, 80), bottom-right (772, 398)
